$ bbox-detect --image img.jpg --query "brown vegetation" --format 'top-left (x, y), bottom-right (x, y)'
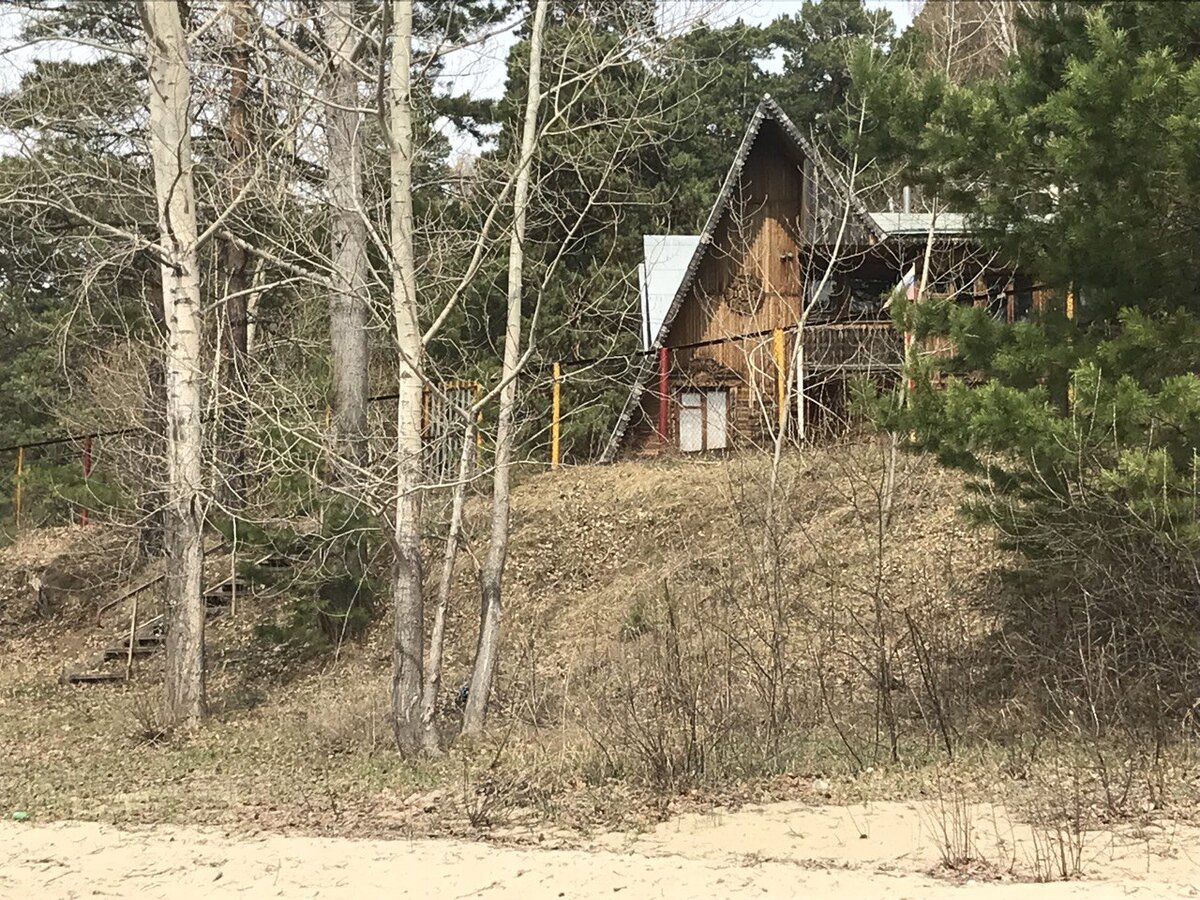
top-left (1, 448), bottom-right (1193, 865)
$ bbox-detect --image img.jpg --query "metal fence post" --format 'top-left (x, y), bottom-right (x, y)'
top-left (551, 362), bottom-right (561, 469)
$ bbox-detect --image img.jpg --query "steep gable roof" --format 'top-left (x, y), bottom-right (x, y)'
top-left (599, 95), bottom-right (881, 463)
top-left (647, 95), bottom-right (883, 350)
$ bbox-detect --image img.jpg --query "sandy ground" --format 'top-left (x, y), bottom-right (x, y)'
top-left (3, 800), bottom-right (1199, 899)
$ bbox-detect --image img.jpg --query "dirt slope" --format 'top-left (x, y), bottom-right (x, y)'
top-left (3, 450), bottom-right (1199, 895)
top-left (0, 525), bottom-right (137, 629)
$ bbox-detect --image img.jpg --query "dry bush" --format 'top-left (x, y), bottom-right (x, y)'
top-left (920, 771), bottom-right (982, 872)
top-left (1023, 758), bottom-right (1089, 881)
top-left (125, 693), bottom-right (171, 747)
top-left (307, 677), bottom-right (393, 756)
top-left (588, 584), bottom-right (737, 788)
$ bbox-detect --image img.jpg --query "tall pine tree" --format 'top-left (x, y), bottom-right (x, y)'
top-left (857, 2), bottom-right (1200, 725)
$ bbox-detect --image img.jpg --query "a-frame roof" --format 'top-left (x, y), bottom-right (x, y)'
top-left (599, 95), bottom-right (882, 463)
top-left (646, 95), bottom-right (883, 350)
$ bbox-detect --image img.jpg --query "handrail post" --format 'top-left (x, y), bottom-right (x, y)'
top-left (126, 594), bottom-right (138, 680)
top-left (80, 436), bottom-right (92, 526)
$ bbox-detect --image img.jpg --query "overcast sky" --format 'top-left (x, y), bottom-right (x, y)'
top-left (0, 1), bottom-right (920, 94)
top-left (0, 0), bottom-right (921, 157)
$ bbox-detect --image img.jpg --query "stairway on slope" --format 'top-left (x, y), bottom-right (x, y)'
top-left (61, 550), bottom-right (293, 686)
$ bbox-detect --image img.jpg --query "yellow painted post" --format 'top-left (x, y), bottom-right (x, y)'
top-left (773, 327), bottom-right (786, 432)
top-left (551, 362), bottom-right (561, 470)
top-left (469, 381), bottom-right (483, 453)
top-left (1066, 286), bottom-right (1076, 408)
top-left (13, 446), bottom-right (23, 528)
top-left (796, 340), bottom-right (806, 441)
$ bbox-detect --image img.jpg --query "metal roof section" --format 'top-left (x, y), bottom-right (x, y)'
top-left (640, 235), bottom-right (700, 352)
top-left (868, 211), bottom-right (970, 236)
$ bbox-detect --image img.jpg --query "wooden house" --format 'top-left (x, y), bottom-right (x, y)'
top-left (601, 96), bottom-right (1048, 461)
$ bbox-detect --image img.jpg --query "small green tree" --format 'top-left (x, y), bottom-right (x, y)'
top-left (859, 3), bottom-right (1200, 725)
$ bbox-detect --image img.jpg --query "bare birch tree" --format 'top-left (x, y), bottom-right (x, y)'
top-left (139, 0), bottom-right (207, 726)
top-left (421, 422), bottom-right (476, 752)
top-left (462, 0), bottom-right (549, 736)
top-left (388, 1), bottom-right (426, 753)
top-left (912, 0), bottom-right (1037, 82)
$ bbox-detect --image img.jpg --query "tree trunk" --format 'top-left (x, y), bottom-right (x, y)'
top-left (421, 422), bottom-right (476, 752)
top-left (139, 279), bottom-right (167, 559)
top-left (220, 0), bottom-right (252, 507)
top-left (321, 0), bottom-right (370, 475)
top-left (462, 0), bottom-right (548, 736)
top-left (140, 0), bottom-right (206, 727)
top-left (388, 0), bottom-right (425, 754)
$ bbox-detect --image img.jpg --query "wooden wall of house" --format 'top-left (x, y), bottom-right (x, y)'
top-left (617, 117), bottom-right (1063, 460)
top-left (666, 122), bottom-right (806, 404)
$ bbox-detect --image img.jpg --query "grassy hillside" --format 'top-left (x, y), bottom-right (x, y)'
top-left (0, 445), bottom-right (1186, 838)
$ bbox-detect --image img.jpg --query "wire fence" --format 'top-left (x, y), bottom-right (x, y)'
top-left (0, 318), bottom-right (916, 527)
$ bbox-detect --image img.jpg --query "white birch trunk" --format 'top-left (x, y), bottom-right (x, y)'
top-left (321, 0), bottom-right (370, 473)
top-left (462, 0), bottom-right (548, 735)
top-left (388, 1), bottom-right (425, 754)
top-left (420, 423), bottom-right (476, 752)
top-left (140, 0), bottom-right (206, 727)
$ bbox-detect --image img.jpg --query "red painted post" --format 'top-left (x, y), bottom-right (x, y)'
top-left (80, 436), bottom-right (92, 526)
top-left (657, 346), bottom-right (669, 445)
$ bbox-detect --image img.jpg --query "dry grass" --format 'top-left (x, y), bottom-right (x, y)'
top-left (0, 446), bottom-right (1197, 852)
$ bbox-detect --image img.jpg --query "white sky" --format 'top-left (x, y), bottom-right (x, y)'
top-left (0, 0), bottom-right (921, 157)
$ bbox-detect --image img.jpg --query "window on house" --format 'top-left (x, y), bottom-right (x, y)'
top-left (678, 389), bottom-right (728, 452)
top-left (1012, 274), bottom-right (1034, 321)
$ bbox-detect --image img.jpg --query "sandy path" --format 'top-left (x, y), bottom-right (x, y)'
top-left (2, 801), bottom-right (1198, 899)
